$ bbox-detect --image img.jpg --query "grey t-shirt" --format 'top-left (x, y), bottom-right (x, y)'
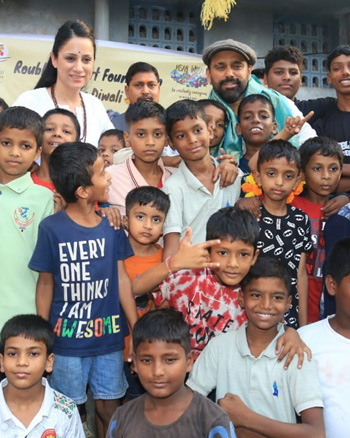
top-left (107, 390), bottom-right (236, 437)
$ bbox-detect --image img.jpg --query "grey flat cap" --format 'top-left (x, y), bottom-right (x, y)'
top-left (203, 39), bottom-right (257, 66)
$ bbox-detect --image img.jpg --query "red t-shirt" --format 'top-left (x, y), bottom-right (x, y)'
top-left (292, 196), bottom-right (325, 322)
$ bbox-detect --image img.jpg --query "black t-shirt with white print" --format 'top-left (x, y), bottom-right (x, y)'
top-left (257, 204), bottom-right (313, 328)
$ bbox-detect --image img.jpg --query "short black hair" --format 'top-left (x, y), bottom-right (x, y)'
top-left (264, 46), bottom-right (304, 74)
top-left (125, 62), bottom-right (160, 85)
top-left (133, 309), bottom-right (191, 355)
top-left (0, 106), bottom-right (45, 149)
top-left (237, 94), bottom-right (275, 121)
top-left (198, 99), bottom-right (227, 122)
top-left (299, 136), bottom-right (343, 171)
top-left (327, 45), bottom-right (350, 71)
top-left (125, 101), bottom-right (166, 129)
top-left (257, 139), bottom-right (301, 172)
top-left (206, 207), bottom-right (259, 249)
top-left (241, 256), bottom-right (292, 295)
top-left (125, 186), bottom-right (170, 216)
top-left (326, 238), bottom-right (350, 285)
top-left (0, 97), bottom-right (9, 112)
top-left (49, 142), bottom-right (98, 203)
top-left (166, 99), bottom-right (207, 138)
top-left (0, 314), bottom-right (54, 356)
top-left (98, 128), bottom-right (125, 145)
top-left (43, 108), bottom-right (81, 141)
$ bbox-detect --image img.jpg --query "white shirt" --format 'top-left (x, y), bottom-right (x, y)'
top-left (13, 88), bottom-right (113, 146)
top-left (299, 317), bottom-right (350, 438)
top-left (0, 378), bottom-right (85, 438)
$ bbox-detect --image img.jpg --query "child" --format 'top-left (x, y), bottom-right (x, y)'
top-left (107, 308), bottom-right (236, 437)
top-left (163, 99), bottom-right (242, 253)
top-left (255, 140), bottom-right (313, 328)
top-left (299, 238), bottom-right (350, 438)
top-left (29, 142), bottom-right (138, 437)
top-left (0, 314), bottom-right (84, 437)
top-left (236, 94), bottom-right (278, 178)
top-left (108, 101), bottom-right (173, 217)
top-left (31, 108), bottom-right (80, 192)
top-left (236, 94), bottom-right (313, 179)
top-left (0, 106), bottom-right (53, 330)
top-left (187, 257), bottom-right (325, 437)
top-left (122, 186), bottom-right (170, 399)
top-left (198, 99), bottom-right (227, 156)
top-left (292, 137), bottom-right (343, 322)
top-left (98, 128), bottom-right (126, 168)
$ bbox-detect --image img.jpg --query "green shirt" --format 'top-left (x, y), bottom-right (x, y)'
top-left (0, 173), bottom-right (53, 329)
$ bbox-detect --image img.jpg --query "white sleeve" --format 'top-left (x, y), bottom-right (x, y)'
top-left (186, 338), bottom-right (220, 396)
top-left (64, 405), bottom-right (86, 438)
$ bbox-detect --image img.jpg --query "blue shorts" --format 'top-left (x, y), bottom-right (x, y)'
top-left (49, 350), bottom-right (128, 404)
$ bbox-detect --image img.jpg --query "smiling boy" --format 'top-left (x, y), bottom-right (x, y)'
top-left (0, 107), bottom-right (53, 330)
top-left (163, 99), bottom-right (242, 254)
top-left (187, 257), bottom-right (325, 438)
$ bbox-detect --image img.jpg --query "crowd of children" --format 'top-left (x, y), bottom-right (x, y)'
top-left (1, 40), bottom-right (350, 438)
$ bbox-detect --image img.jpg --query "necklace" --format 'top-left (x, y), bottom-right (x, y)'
top-left (50, 84), bottom-right (87, 142)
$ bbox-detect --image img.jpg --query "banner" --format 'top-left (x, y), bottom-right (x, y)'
top-left (0, 34), bottom-right (210, 113)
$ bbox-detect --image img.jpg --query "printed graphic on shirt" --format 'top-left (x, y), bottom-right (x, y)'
top-left (159, 268), bottom-right (247, 358)
top-left (52, 238), bottom-right (122, 341)
top-left (41, 429), bottom-right (56, 438)
top-left (257, 205), bottom-right (312, 328)
top-left (14, 206), bottom-right (34, 231)
top-left (53, 391), bottom-right (75, 419)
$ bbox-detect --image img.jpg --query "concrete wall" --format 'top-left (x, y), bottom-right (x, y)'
top-left (202, 2), bottom-right (274, 67)
top-left (0, 0), bottom-right (129, 42)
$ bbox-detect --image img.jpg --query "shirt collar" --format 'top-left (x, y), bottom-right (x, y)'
top-left (0, 172), bottom-right (33, 194)
top-left (0, 378), bottom-right (52, 426)
top-left (237, 321), bottom-right (285, 359)
top-left (178, 157), bottom-right (218, 191)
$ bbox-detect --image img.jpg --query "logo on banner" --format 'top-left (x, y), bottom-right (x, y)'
top-left (171, 64), bottom-right (208, 88)
top-left (0, 43), bottom-right (9, 62)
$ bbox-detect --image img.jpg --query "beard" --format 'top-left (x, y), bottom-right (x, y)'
top-left (214, 78), bottom-right (247, 103)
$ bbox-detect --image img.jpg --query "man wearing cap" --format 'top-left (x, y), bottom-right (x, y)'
top-left (203, 39), bottom-right (316, 160)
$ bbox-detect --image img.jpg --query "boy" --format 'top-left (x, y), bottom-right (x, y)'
top-left (0, 106), bottom-right (53, 330)
top-left (107, 308), bottom-right (236, 437)
top-left (32, 108), bottom-right (80, 192)
top-left (29, 142), bottom-right (138, 438)
top-left (299, 238), bottom-right (350, 438)
top-left (108, 101), bottom-right (174, 217)
top-left (292, 137), bottom-right (343, 322)
top-left (0, 314), bottom-right (84, 437)
top-left (98, 128), bottom-right (126, 168)
top-left (187, 257), bottom-right (325, 438)
top-left (122, 186), bottom-right (170, 399)
top-left (255, 140), bottom-right (313, 328)
top-left (163, 99), bottom-right (242, 253)
top-left (236, 94), bottom-right (278, 178)
top-left (264, 46), bottom-right (304, 101)
top-left (198, 99), bottom-right (227, 157)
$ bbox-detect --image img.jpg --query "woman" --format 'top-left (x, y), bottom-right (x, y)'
top-left (13, 20), bottom-right (113, 146)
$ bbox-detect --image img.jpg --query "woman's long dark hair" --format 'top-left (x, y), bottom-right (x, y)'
top-left (35, 19), bottom-right (96, 89)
